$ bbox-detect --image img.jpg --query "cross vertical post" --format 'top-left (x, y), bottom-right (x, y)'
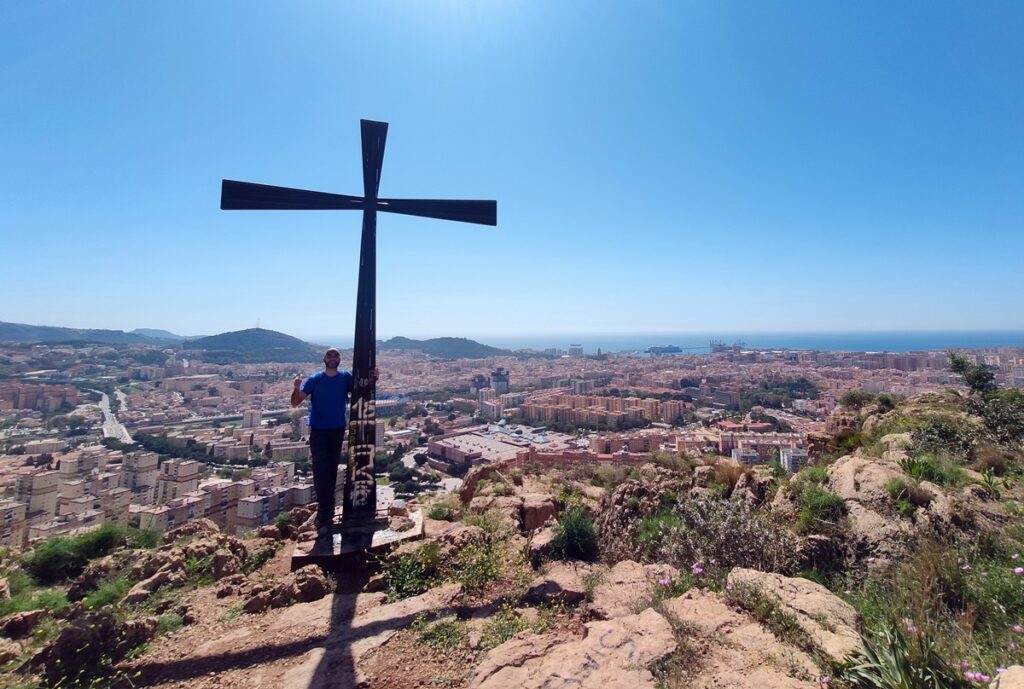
top-left (220, 118), bottom-right (496, 540)
top-left (344, 120), bottom-right (387, 524)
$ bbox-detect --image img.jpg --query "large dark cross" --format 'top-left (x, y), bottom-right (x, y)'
top-left (221, 119), bottom-right (496, 526)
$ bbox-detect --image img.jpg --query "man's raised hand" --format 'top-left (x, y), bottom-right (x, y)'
top-left (294, 374), bottom-right (303, 390)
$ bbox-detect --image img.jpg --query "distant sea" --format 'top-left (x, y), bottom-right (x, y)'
top-left (305, 331), bottom-right (1024, 355)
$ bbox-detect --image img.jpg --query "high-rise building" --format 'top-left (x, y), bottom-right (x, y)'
top-left (242, 409), bottom-right (262, 429)
top-left (490, 368), bottom-right (510, 394)
top-left (568, 344), bottom-right (584, 357)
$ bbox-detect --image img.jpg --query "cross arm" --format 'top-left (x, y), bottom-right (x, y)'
top-left (376, 198), bottom-right (497, 226)
top-left (221, 180), bottom-right (363, 210)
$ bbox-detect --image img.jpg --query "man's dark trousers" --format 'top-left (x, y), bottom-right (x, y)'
top-left (309, 427), bottom-right (344, 529)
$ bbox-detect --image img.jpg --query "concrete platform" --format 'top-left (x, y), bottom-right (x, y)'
top-left (290, 504), bottom-right (424, 572)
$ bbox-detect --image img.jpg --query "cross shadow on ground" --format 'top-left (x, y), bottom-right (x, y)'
top-left (124, 550), bottom-right (424, 689)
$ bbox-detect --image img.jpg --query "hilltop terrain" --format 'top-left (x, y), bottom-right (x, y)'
top-left (378, 336), bottom-right (511, 360)
top-left (2, 378), bottom-right (1024, 688)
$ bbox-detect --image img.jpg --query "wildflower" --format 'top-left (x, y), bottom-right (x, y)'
top-left (998, 667), bottom-right (1008, 674)
top-left (961, 661), bottom-right (971, 670)
top-left (981, 571), bottom-right (989, 577)
top-left (1015, 567), bottom-right (1024, 575)
top-left (964, 671), bottom-right (977, 681)
top-left (844, 589), bottom-right (852, 596)
top-left (820, 675), bottom-right (830, 686)
top-left (725, 582), bottom-right (734, 592)
top-left (978, 675), bottom-right (990, 683)
top-left (867, 557), bottom-right (877, 564)
top-left (1014, 624), bottom-right (1023, 634)
top-left (1013, 553), bottom-right (1020, 560)
top-left (906, 623), bottom-right (918, 635)
top-left (962, 564), bottom-right (973, 572)
top-left (658, 577), bottom-right (671, 587)
top-left (1010, 641), bottom-right (1020, 650)
top-left (691, 562), bottom-right (704, 576)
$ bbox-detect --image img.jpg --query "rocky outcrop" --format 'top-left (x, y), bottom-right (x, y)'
top-left (527, 526), bottom-right (557, 566)
top-left (589, 560), bottom-right (679, 620)
top-left (523, 561), bottom-right (593, 606)
top-left (732, 471), bottom-right (773, 506)
top-left (595, 465), bottom-right (689, 562)
top-left (469, 608), bottom-right (676, 689)
top-left (727, 568), bottom-right (861, 663)
top-left (31, 611), bottom-right (158, 683)
top-left (992, 666), bottom-right (1024, 689)
top-left (0, 609), bottom-right (49, 638)
top-left (827, 454), bottom-right (905, 506)
top-left (162, 517), bottom-right (221, 544)
top-left (242, 565), bottom-right (332, 614)
top-left (67, 555), bottom-right (115, 601)
top-left (521, 493), bottom-right (557, 532)
top-left (469, 496), bottom-right (524, 530)
top-left (663, 590), bottom-right (819, 688)
top-left (435, 523), bottom-right (487, 559)
top-left (0, 577), bottom-right (9, 600)
top-left (460, 464), bottom-right (506, 504)
top-left (0, 637), bottom-right (20, 665)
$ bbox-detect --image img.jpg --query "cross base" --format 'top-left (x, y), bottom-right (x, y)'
top-left (290, 504), bottom-right (424, 573)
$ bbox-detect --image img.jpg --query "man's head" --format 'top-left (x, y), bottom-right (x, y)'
top-left (323, 348), bottom-right (342, 370)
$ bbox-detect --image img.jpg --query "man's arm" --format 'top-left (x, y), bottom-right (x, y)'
top-left (291, 375), bottom-right (307, 407)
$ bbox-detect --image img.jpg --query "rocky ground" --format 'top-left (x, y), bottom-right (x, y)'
top-left (4, 389), bottom-right (1024, 688)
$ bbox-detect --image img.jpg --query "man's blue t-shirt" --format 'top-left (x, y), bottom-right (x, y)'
top-left (301, 370), bottom-right (353, 430)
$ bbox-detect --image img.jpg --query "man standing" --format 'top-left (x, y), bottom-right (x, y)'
top-left (291, 347), bottom-right (352, 547)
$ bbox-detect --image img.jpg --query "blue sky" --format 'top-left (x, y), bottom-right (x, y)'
top-left (2, 1), bottom-right (1023, 340)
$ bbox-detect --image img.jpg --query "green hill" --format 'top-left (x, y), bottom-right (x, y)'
top-left (0, 321), bottom-right (163, 345)
top-left (183, 328), bottom-right (320, 363)
top-left (378, 336), bottom-right (510, 359)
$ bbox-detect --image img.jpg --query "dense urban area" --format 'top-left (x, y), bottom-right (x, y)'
top-left (2, 329), bottom-right (1021, 551)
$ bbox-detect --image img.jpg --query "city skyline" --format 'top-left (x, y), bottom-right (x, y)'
top-left (4, 3), bottom-right (1024, 336)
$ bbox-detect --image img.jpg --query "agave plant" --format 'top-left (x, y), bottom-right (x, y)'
top-left (844, 624), bottom-right (973, 689)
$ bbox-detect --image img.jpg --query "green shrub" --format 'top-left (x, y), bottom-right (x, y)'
top-left (274, 512), bottom-right (294, 532)
top-left (412, 615), bottom-right (466, 650)
top-left (463, 510), bottom-right (511, 537)
top-left (243, 543), bottom-right (278, 573)
top-left (84, 577), bottom-right (132, 609)
top-left (454, 543), bottom-right (500, 592)
top-left (649, 499), bottom-right (801, 575)
top-left (899, 454), bottom-right (966, 487)
top-left (21, 523), bottom-right (128, 584)
top-left (797, 484), bottom-right (846, 531)
top-left (184, 555), bottom-right (214, 584)
top-left (126, 527), bottom-right (161, 549)
top-left (380, 542), bottom-right (441, 601)
top-left (0, 586), bottom-right (70, 617)
top-left (910, 416), bottom-right (976, 459)
top-left (800, 465), bottom-right (827, 485)
top-left (635, 510), bottom-right (681, 560)
top-left (156, 613), bottom-right (184, 635)
top-left (427, 498), bottom-right (459, 521)
top-left (491, 481), bottom-right (514, 497)
top-left (551, 506), bottom-right (598, 562)
top-left (479, 603), bottom-right (528, 650)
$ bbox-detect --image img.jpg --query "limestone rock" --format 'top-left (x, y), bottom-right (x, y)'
top-left (212, 548), bottom-right (242, 580)
top-left (589, 561), bottom-right (679, 620)
top-left (259, 524), bottom-right (282, 539)
top-left (992, 666), bottom-right (1024, 689)
top-left (523, 560), bottom-right (592, 606)
top-left (845, 502), bottom-right (913, 561)
top-left (469, 495), bottom-right (524, 529)
top-left (0, 608), bottom-right (49, 638)
top-left (470, 608), bottom-right (676, 689)
top-left (0, 577), bottom-right (8, 600)
top-left (31, 611), bottom-right (158, 684)
top-left (727, 568), bottom-right (862, 662)
top-left (460, 464), bottom-right (504, 504)
top-left (527, 526), bottom-right (557, 567)
top-left (389, 516), bottom-right (415, 532)
top-left (162, 517), bottom-right (220, 544)
top-left (663, 590), bottom-right (819, 688)
top-left (827, 454), bottom-right (905, 505)
top-left (693, 464), bottom-right (716, 487)
top-left (436, 523), bottom-right (487, 559)
top-left (521, 493), bottom-right (557, 532)
top-left (293, 565), bottom-right (332, 603)
top-left (732, 471), bottom-right (773, 506)
top-left (243, 588), bottom-right (273, 614)
top-left (68, 555), bottom-right (115, 601)
top-left (0, 637), bottom-right (20, 665)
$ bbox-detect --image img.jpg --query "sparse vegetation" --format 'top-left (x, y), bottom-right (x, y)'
top-left (550, 506), bottom-right (599, 562)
